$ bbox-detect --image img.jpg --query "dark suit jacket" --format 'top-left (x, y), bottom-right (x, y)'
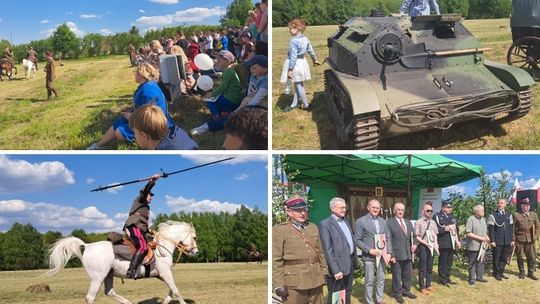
top-left (488, 210), bottom-right (514, 245)
top-left (319, 215), bottom-right (357, 276)
top-left (433, 211), bottom-right (459, 249)
top-left (387, 217), bottom-right (416, 261)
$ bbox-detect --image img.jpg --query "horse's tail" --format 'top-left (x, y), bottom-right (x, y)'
top-left (43, 236), bottom-right (86, 277)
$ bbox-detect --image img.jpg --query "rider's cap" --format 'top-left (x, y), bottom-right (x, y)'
top-left (286, 197), bottom-right (307, 210)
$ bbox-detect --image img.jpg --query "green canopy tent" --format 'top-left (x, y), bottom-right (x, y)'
top-left (285, 154), bottom-right (482, 223)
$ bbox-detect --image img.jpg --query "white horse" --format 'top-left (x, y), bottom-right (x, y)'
top-left (22, 58), bottom-right (36, 80)
top-left (45, 220), bottom-right (198, 304)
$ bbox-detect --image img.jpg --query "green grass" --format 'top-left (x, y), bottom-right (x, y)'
top-left (0, 55), bottom-right (223, 149)
top-left (272, 19), bottom-right (540, 149)
top-left (0, 262), bottom-right (267, 303)
top-left (317, 261), bottom-right (539, 303)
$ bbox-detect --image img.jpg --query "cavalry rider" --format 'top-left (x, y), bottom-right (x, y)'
top-left (3, 47), bottom-right (14, 67)
top-left (27, 46), bottom-right (38, 69)
top-left (124, 173), bottom-right (161, 279)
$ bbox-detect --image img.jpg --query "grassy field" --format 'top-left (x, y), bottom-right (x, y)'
top-left (272, 19), bottom-right (540, 150)
top-left (0, 262), bottom-right (267, 303)
top-left (310, 261), bottom-right (539, 304)
top-left (0, 55), bottom-right (223, 149)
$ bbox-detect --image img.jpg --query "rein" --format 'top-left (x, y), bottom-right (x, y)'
top-left (153, 232), bottom-right (190, 267)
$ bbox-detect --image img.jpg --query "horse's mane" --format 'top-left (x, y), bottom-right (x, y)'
top-left (157, 220), bottom-right (193, 239)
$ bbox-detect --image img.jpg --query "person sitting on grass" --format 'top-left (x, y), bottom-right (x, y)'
top-left (191, 50), bottom-right (243, 136)
top-left (129, 104), bottom-right (198, 150)
top-left (236, 55), bottom-right (268, 112)
top-left (88, 63), bottom-right (175, 150)
top-left (223, 107), bottom-right (267, 150)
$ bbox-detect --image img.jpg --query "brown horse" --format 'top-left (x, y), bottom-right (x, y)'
top-left (246, 249), bottom-right (263, 264)
top-left (0, 59), bottom-right (17, 81)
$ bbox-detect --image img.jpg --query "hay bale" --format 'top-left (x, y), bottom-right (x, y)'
top-left (26, 283), bottom-right (51, 294)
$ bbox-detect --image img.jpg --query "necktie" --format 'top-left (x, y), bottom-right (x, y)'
top-left (400, 219), bottom-right (407, 235)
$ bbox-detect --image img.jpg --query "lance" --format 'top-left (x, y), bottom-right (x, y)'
top-left (90, 157), bottom-right (235, 192)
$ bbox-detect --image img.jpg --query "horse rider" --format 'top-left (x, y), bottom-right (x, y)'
top-left (27, 47), bottom-right (38, 69)
top-left (123, 174), bottom-right (160, 279)
top-left (3, 47), bottom-right (14, 67)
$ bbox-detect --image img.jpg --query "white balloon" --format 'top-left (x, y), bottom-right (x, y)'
top-left (194, 53), bottom-right (214, 70)
top-left (197, 75), bottom-right (214, 91)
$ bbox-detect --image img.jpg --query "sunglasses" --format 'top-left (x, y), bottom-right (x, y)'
top-left (425, 210), bottom-right (433, 213)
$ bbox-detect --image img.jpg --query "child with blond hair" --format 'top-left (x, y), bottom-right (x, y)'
top-left (280, 18), bottom-right (320, 112)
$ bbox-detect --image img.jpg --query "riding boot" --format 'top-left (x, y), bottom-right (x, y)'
top-left (527, 259), bottom-right (538, 280)
top-left (126, 252), bottom-right (145, 279)
top-left (518, 259), bottom-right (525, 279)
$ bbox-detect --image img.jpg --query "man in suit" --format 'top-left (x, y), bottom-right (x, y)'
top-left (387, 202), bottom-right (417, 303)
top-left (319, 197), bottom-right (357, 304)
top-left (273, 197), bottom-right (328, 304)
top-left (434, 200), bottom-right (461, 287)
top-left (355, 199), bottom-right (392, 304)
top-left (487, 198), bottom-right (514, 280)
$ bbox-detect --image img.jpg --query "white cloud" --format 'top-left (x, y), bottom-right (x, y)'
top-left (81, 14), bottom-right (100, 19)
top-left (40, 19), bottom-right (50, 24)
top-left (86, 178), bottom-right (95, 184)
top-left (520, 178), bottom-right (538, 189)
top-left (139, 9), bottom-right (146, 13)
top-left (166, 195), bottom-right (244, 214)
top-left (0, 199), bottom-right (122, 233)
top-left (487, 170), bottom-right (522, 181)
top-left (66, 21), bottom-right (85, 37)
top-left (149, 0), bottom-right (179, 4)
top-left (100, 29), bottom-right (113, 35)
top-left (234, 173), bottom-right (249, 181)
top-left (182, 155), bottom-right (267, 165)
top-left (442, 185), bottom-right (466, 195)
top-left (105, 183), bottom-right (124, 194)
top-left (136, 7), bottom-right (226, 27)
top-left (0, 155), bottom-right (75, 194)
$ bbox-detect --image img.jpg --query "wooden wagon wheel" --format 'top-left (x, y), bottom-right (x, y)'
top-left (507, 36), bottom-right (540, 80)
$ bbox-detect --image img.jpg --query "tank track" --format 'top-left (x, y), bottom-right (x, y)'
top-left (324, 69), bottom-right (380, 150)
top-left (514, 89), bottom-right (532, 117)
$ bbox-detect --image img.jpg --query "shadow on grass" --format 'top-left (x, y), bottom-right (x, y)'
top-left (138, 297), bottom-right (195, 304)
top-left (311, 91), bottom-right (340, 150)
top-left (6, 97), bottom-right (47, 103)
top-left (274, 93), bottom-right (292, 111)
top-left (169, 94), bottom-right (224, 150)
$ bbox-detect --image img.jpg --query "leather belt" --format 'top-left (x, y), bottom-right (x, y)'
top-left (283, 258), bottom-right (319, 266)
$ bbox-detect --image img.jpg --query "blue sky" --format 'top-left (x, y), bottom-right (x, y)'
top-left (441, 154), bottom-right (540, 198)
top-left (0, 0), bottom-right (256, 45)
top-left (0, 154), bottom-right (267, 234)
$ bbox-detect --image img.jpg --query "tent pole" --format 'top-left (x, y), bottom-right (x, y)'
top-left (407, 154), bottom-right (412, 207)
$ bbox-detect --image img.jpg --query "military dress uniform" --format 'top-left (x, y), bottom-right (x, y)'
top-left (433, 207), bottom-right (459, 285)
top-left (273, 220), bottom-right (328, 304)
top-left (487, 209), bottom-right (514, 280)
top-left (513, 207), bottom-right (539, 280)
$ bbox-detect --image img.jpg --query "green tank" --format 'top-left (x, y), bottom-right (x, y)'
top-left (324, 14), bottom-right (535, 149)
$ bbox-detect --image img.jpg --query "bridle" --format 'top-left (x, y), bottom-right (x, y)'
top-left (153, 230), bottom-right (195, 267)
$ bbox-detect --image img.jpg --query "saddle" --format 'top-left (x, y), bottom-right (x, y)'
top-left (107, 232), bottom-right (155, 265)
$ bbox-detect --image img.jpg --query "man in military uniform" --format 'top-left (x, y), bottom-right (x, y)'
top-left (513, 197), bottom-right (540, 280)
top-left (273, 197), bottom-right (328, 304)
top-left (27, 46), bottom-right (38, 69)
top-left (487, 198), bottom-right (514, 280)
top-left (434, 200), bottom-right (461, 286)
top-left (2, 47), bottom-right (14, 67)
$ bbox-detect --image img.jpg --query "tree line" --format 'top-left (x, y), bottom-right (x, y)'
top-left (0, 206), bottom-right (267, 271)
top-left (0, 0), bottom-right (252, 62)
top-left (273, 0), bottom-right (512, 27)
